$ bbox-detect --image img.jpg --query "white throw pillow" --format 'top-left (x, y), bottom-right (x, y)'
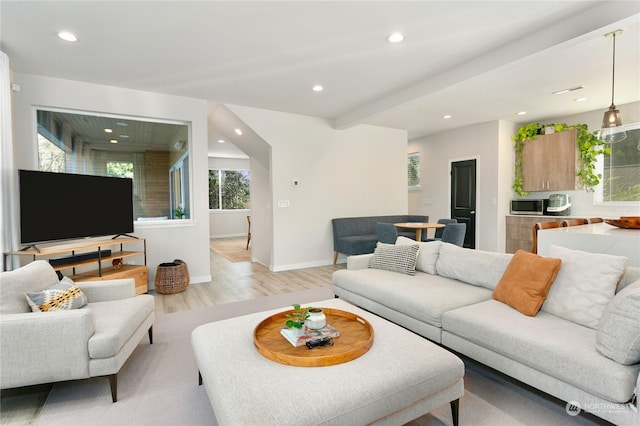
top-left (541, 244), bottom-right (626, 329)
top-left (596, 279), bottom-right (640, 365)
top-left (395, 236), bottom-right (441, 274)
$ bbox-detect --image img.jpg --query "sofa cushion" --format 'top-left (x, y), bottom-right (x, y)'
top-left (368, 242), bottom-right (418, 276)
top-left (1, 261), bottom-right (60, 314)
top-left (541, 244), bottom-right (626, 329)
top-left (596, 279), bottom-right (640, 365)
top-left (332, 268), bottom-right (492, 328)
top-left (25, 276), bottom-right (88, 312)
top-left (87, 295), bottom-right (155, 359)
top-left (336, 235), bottom-right (378, 255)
top-left (492, 250), bottom-right (561, 316)
top-left (435, 243), bottom-right (513, 289)
top-left (396, 237), bottom-right (441, 274)
top-left (442, 299), bottom-right (640, 403)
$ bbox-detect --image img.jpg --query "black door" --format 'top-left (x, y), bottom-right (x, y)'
top-left (451, 159), bottom-right (476, 249)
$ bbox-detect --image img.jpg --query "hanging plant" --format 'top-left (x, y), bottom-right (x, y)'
top-left (512, 122), bottom-right (610, 196)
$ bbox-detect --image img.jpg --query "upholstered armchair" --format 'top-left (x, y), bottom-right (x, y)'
top-left (0, 260), bottom-right (154, 402)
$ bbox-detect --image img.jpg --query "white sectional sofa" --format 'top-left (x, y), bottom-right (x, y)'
top-left (333, 238), bottom-right (640, 425)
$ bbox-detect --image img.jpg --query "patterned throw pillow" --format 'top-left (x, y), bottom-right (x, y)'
top-left (368, 242), bottom-right (419, 275)
top-left (25, 277), bottom-right (88, 312)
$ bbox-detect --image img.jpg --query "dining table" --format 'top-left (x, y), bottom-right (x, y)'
top-left (394, 222), bottom-right (445, 242)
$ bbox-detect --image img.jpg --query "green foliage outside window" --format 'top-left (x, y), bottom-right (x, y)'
top-left (408, 153), bottom-right (420, 188)
top-left (107, 162), bottom-right (134, 179)
top-left (209, 169), bottom-right (250, 210)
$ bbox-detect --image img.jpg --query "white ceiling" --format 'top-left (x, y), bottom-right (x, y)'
top-left (1, 1), bottom-right (639, 159)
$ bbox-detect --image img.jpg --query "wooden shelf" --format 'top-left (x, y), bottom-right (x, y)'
top-left (4, 237), bottom-right (148, 294)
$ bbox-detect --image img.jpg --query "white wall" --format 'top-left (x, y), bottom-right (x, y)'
top-left (408, 120), bottom-right (516, 252)
top-left (10, 73), bottom-right (212, 286)
top-left (513, 101), bottom-right (640, 217)
top-left (225, 105), bottom-right (408, 270)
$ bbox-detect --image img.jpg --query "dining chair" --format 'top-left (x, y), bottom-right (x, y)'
top-left (441, 223), bottom-right (466, 247)
top-left (246, 215), bottom-right (251, 250)
top-left (376, 222), bottom-right (398, 244)
top-left (426, 218), bottom-right (458, 241)
top-left (561, 218), bottom-right (588, 227)
top-left (531, 221), bottom-right (561, 254)
top-left (587, 217), bottom-right (603, 224)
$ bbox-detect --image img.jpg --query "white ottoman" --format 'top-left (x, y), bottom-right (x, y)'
top-left (192, 298), bottom-right (464, 426)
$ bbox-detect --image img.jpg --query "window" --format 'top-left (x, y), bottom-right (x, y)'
top-left (209, 170), bottom-right (250, 210)
top-left (36, 109), bottom-right (191, 221)
top-left (408, 152), bottom-right (420, 189)
top-left (595, 123), bottom-right (640, 204)
top-left (107, 162), bottom-right (134, 179)
top-left (38, 133), bottom-right (66, 172)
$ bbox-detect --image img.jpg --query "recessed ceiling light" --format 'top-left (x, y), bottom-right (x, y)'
top-left (217, 139), bottom-right (226, 144)
top-left (119, 135), bottom-right (129, 138)
top-left (385, 32), bottom-right (404, 43)
top-left (574, 97), bottom-right (588, 102)
top-left (552, 85), bottom-right (585, 95)
top-left (104, 128), bottom-right (113, 133)
top-left (442, 114), bottom-right (452, 119)
top-left (110, 139), bottom-right (118, 144)
top-left (57, 31), bottom-right (77, 42)
top-left (517, 111), bottom-right (528, 116)
top-left (116, 122), bottom-right (128, 127)
top-left (234, 128), bottom-right (243, 136)
top-left (312, 85), bottom-right (323, 92)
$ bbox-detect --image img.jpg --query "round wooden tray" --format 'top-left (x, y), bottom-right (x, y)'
top-left (605, 217), bottom-right (640, 230)
top-left (253, 307), bottom-right (374, 367)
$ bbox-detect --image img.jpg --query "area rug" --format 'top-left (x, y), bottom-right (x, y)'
top-left (209, 238), bottom-right (251, 263)
top-left (37, 287), bottom-right (600, 426)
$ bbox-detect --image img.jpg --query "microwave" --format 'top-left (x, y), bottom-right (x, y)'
top-left (510, 199), bottom-right (548, 215)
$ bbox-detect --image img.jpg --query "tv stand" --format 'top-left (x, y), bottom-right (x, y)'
top-left (4, 238), bottom-right (148, 294)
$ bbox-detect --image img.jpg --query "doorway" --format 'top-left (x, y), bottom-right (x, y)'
top-left (450, 159), bottom-right (476, 249)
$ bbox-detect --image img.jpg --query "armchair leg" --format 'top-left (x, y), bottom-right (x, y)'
top-left (198, 370), bottom-right (203, 386)
top-left (148, 326), bottom-right (153, 344)
top-left (333, 251), bottom-right (338, 265)
top-left (450, 398), bottom-right (459, 426)
top-left (108, 374), bottom-right (118, 402)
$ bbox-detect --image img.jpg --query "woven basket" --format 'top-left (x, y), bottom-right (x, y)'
top-left (154, 259), bottom-right (189, 294)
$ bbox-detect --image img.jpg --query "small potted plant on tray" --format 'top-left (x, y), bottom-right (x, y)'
top-left (285, 304), bottom-right (311, 337)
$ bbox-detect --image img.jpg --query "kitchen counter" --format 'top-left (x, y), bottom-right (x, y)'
top-left (537, 222), bottom-right (640, 267)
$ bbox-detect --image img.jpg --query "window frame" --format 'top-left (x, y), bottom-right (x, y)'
top-left (208, 168), bottom-right (251, 212)
top-left (594, 121), bottom-right (640, 206)
top-left (34, 107), bottom-right (194, 224)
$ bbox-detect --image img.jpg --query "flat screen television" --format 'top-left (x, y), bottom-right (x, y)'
top-left (19, 169), bottom-right (134, 245)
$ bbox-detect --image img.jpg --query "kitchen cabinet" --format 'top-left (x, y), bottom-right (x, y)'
top-left (505, 216), bottom-right (563, 254)
top-left (521, 129), bottom-right (578, 192)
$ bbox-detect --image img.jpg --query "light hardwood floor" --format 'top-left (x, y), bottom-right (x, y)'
top-left (0, 238), bottom-right (343, 426)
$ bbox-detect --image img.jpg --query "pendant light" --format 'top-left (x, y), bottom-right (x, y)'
top-left (599, 30), bottom-right (627, 144)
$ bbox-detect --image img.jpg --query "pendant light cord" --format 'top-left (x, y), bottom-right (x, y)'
top-left (611, 32), bottom-right (616, 106)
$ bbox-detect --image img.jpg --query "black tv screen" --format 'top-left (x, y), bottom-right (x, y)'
top-left (19, 170), bottom-right (134, 244)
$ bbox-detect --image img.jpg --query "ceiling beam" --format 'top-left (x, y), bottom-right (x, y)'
top-left (333, 1), bottom-right (639, 130)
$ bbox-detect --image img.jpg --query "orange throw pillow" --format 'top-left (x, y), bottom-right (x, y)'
top-left (493, 250), bottom-right (561, 316)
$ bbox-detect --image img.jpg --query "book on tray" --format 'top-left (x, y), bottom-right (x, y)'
top-left (280, 324), bottom-right (340, 347)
